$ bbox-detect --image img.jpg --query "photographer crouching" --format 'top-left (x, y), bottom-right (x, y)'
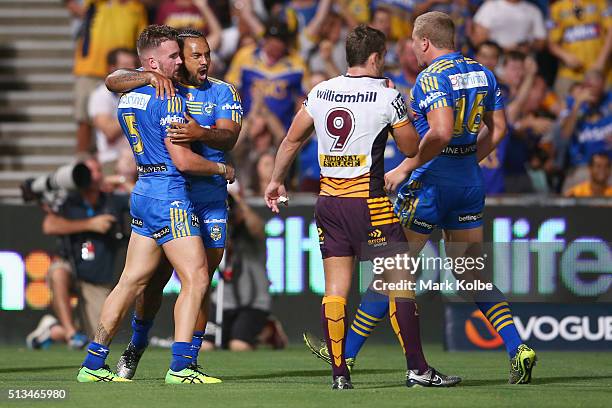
top-left (25, 156), bottom-right (130, 349)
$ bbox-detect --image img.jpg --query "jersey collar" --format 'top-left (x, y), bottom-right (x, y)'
top-left (431, 51), bottom-right (461, 64)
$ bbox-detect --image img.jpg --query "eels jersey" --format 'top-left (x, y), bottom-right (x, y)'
top-left (176, 77), bottom-right (243, 203)
top-left (304, 75), bottom-right (410, 198)
top-left (117, 85), bottom-right (188, 200)
top-left (410, 51), bottom-right (504, 186)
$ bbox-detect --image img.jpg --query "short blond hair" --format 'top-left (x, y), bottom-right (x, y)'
top-left (413, 11), bottom-right (455, 50)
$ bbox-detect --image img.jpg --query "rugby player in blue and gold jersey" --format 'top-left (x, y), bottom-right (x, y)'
top-left (104, 29), bottom-right (242, 381)
top-left (77, 25), bottom-right (234, 384)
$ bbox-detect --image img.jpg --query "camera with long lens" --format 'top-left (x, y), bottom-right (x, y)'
top-left (21, 162), bottom-right (91, 204)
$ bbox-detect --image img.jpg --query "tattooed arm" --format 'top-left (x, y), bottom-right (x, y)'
top-left (105, 69), bottom-right (176, 99)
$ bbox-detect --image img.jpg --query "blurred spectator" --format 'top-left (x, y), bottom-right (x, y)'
top-left (233, 88), bottom-right (285, 194)
top-left (372, 0), bottom-right (413, 42)
top-left (282, 0), bottom-right (319, 33)
top-left (476, 41), bottom-right (508, 194)
top-left (340, 0), bottom-right (371, 25)
top-left (413, 0), bottom-right (476, 52)
top-left (299, 0), bottom-right (347, 78)
top-left (369, 6), bottom-right (398, 69)
top-left (156, 0), bottom-right (222, 50)
top-left (548, 0), bottom-right (612, 98)
top-left (225, 19), bottom-right (308, 131)
top-left (564, 153), bottom-right (612, 197)
top-left (88, 48), bottom-right (138, 174)
top-left (64, 0), bottom-right (86, 38)
top-left (472, 0), bottom-right (546, 51)
top-left (253, 151), bottom-right (276, 196)
top-left (500, 52), bottom-right (540, 193)
top-left (560, 70), bottom-right (612, 192)
top-left (385, 37), bottom-right (419, 100)
top-left (72, 0), bottom-right (147, 153)
top-left (203, 189), bottom-right (287, 351)
top-left (26, 157), bottom-right (129, 349)
top-left (475, 40), bottom-right (503, 73)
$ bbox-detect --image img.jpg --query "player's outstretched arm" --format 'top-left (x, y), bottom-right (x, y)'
top-left (168, 112), bottom-right (240, 151)
top-left (477, 109), bottom-right (507, 162)
top-left (264, 107), bottom-right (314, 213)
top-left (105, 69), bottom-right (175, 99)
top-left (165, 138), bottom-right (235, 181)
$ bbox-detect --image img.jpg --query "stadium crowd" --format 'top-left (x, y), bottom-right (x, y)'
top-left (64, 0), bottom-right (611, 197)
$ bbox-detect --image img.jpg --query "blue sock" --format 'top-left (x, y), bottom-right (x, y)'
top-left (130, 315), bottom-right (153, 350)
top-left (475, 286), bottom-right (522, 358)
top-left (191, 331), bottom-right (205, 365)
top-left (170, 342), bottom-right (193, 372)
top-left (83, 342), bottom-right (110, 370)
top-left (345, 289), bottom-right (389, 359)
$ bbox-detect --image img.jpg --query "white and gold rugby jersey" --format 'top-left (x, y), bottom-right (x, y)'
top-left (303, 75), bottom-right (409, 198)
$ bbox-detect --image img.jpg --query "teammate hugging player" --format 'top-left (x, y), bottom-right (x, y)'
top-left (104, 29), bottom-right (242, 381)
top-left (265, 25), bottom-right (461, 390)
top-left (305, 12), bottom-right (537, 385)
top-left (77, 25), bottom-right (235, 384)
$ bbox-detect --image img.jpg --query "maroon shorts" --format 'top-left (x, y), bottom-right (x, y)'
top-left (315, 196), bottom-right (407, 261)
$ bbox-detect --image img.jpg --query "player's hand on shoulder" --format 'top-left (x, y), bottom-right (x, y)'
top-left (168, 112), bottom-right (205, 143)
top-left (264, 181), bottom-right (287, 214)
top-left (146, 71), bottom-right (175, 99)
top-left (384, 166), bottom-right (411, 194)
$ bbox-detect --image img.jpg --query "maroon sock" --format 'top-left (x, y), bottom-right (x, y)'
top-left (389, 298), bottom-right (429, 374)
top-left (321, 296), bottom-right (350, 379)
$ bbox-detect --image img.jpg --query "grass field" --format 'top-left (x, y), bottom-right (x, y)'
top-left (1, 343), bottom-right (611, 407)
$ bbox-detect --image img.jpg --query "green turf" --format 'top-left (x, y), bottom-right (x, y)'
top-left (0, 344), bottom-right (610, 407)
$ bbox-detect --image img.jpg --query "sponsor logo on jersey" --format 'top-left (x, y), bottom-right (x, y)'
top-left (316, 89), bottom-right (378, 103)
top-left (412, 218), bottom-right (434, 231)
top-left (458, 212), bottom-right (483, 223)
top-left (392, 93), bottom-right (408, 118)
top-left (202, 218), bottom-right (227, 224)
top-left (131, 217), bottom-right (144, 227)
top-left (449, 71), bottom-right (488, 91)
top-left (221, 103), bottom-right (242, 110)
top-left (577, 122), bottom-right (612, 143)
top-left (152, 226), bottom-right (170, 239)
top-left (159, 114), bottom-right (185, 127)
top-left (209, 225), bottom-right (223, 241)
top-left (137, 163), bottom-right (168, 175)
top-left (118, 92), bottom-right (151, 110)
top-left (367, 228), bottom-right (387, 247)
top-left (440, 143), bottom-right (477, 157)
top-left (170, 201), bottom-right (183, 208)
top-left (317, 227), bottom-right (324, 245)
top-left (319, 154), bottom-right (366, 167)
top-left (418, 91), bottom-right (447, 109)
top-left (191, 213), bottom-right (200, 228)
top-left (563, 23), bottom-right (600, 43)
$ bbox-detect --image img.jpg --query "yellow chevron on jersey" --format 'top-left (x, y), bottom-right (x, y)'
top-left (320, 173), bottom-right (371, 198)
top-left (367, 196), bottom-right (399, 226)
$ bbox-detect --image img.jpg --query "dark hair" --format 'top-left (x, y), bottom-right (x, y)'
top-left (177, 28), bottom-right (206, 48)
top-left (264, 19), bottom-right (293, 44)
top-left (346, 24), bottom-right (386, 67)
top-left (589, 152), bottom-right (611, 167)
top-left (136, 25), bottom-right (179, 56)
top-left (478, 41), bottom-right (502, 56)
top-left (106, 47), bottom-right (136, 67)
top-left (413, 11), bottom-right (455, 49)
top-left (504, 50), bottom-right (527, 64)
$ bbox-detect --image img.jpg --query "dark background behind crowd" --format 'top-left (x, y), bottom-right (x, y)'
top-left (66, 0), bottom-right (611, 199)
